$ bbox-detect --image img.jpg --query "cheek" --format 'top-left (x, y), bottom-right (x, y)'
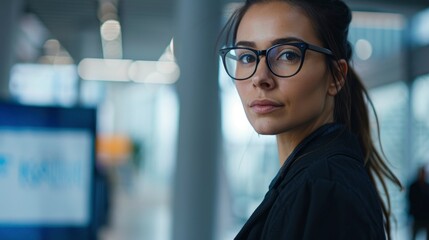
top-left (284, 73), bottom-right (330, 113)
top-left (234, 82), bottom-right (260, 125)
top-left (235, 82), bottom-right (250, 104)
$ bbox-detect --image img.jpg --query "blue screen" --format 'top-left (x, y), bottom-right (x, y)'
top-left (0, 103), bottom-right (97, 240)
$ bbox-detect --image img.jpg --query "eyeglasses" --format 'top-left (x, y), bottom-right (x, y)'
top-left (219, 42), bottom-right (333, 80)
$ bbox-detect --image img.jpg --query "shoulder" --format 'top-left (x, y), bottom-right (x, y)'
top-left (265, 164), bottom-right (385, 239)
top-left (275, 125), bottom-right (381, 214)
top-left (307, 153), bottom-right (368, 186)
top-left (291, 127), bottom-right (368, 188)
top-left (281, 144), bottom-right (367, 193)
top-left (268, 155), bottom-right (385, 239)
top-left (263, 126), bottom-right (386, 239)
top-left (278, 151), bottom-right (382, 219)
top-left (280, 153), bottom-right (375, 205)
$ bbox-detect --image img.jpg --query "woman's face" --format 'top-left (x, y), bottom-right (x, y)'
top-left (235, 1), bottom-right (338, 136)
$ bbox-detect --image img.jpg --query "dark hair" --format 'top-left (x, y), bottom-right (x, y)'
top-left (219, 0), bottom-right (402, 238)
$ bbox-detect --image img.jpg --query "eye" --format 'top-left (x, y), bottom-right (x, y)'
top-left (238, 53), bottom-right (257, 64)
top-left (277, 50), bottom-right (301, 63)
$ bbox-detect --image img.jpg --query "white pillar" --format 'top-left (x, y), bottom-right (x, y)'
top-left (173, 0), bottom-right (222, 240)
top-left (0, 0), bottom-right (23, 101)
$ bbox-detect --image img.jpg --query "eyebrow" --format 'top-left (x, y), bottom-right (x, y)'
top-left (235, 37), bottom-right (305, 48)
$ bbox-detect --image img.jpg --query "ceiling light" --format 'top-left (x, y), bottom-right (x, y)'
top-left (78, 58), bottom-right (131, 81)
top-left (100, 20), bottom-right (121, 41)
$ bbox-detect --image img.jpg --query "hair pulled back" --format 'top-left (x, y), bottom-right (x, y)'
top-left (220, 0), bottom-right (402, 238)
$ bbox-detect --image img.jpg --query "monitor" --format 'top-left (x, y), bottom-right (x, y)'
top-left (0, 103), bottom-right (96, 240)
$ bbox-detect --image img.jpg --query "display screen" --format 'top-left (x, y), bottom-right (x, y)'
top-left (0, 103), bottom-right (96, 240)
top-left (0, 128), bottom-right (91, 225)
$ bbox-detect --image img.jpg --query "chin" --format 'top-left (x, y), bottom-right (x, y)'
top-left (251, 124), bottom-right (281, 135)
top-left (248, 117), bottom-right (284, 135)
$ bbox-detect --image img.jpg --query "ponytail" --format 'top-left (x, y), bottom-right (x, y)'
top-left (334, 65), bottom-right (403, 239)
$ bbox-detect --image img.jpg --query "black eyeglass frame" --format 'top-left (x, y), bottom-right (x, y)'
top-left (219, 42), bottom-right (334, 80)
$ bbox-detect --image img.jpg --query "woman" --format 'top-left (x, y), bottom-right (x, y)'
top-left (218, 0), bottom-right (402, 239)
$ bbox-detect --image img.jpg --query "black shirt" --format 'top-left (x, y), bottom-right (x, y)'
top-left (235, 123), bottom-right (386, 240)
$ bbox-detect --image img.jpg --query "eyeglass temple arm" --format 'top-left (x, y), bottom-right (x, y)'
top-left (307, 44), bottom-right (333, 56)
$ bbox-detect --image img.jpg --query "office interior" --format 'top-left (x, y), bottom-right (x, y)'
top-left (1, 0), bottom-right (429, 239)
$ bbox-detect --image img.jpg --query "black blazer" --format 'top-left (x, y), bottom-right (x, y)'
top-left (235, 123), bottom-right (386, 240)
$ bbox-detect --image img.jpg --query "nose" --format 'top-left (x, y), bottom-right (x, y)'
top-left (251, 57), bottom-right (276, 90)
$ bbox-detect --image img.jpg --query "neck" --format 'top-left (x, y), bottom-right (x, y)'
top-left (276, 127), bottom-right (313, 166)
top-left (276, 118), bottom-right (334, 166)
top-left (276, 95), bottom-right (336, 165)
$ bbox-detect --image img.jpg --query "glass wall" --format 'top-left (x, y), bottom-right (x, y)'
top-left (369, 82), bottom-right (409, 239)
top-left (412, 75), bottom-right (429, 171)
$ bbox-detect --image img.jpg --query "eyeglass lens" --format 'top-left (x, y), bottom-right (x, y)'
top-left (223, 44), bottom-right (304, 80)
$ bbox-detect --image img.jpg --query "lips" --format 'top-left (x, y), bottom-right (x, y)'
top-left (249, 99), bottom-right (283, 114)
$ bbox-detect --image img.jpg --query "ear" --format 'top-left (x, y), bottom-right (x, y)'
top-left (327, 59), bottom-right (348, 96)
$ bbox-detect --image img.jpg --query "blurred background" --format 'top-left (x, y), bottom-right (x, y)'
top-left (0, 0), bottom-right (429, 239)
